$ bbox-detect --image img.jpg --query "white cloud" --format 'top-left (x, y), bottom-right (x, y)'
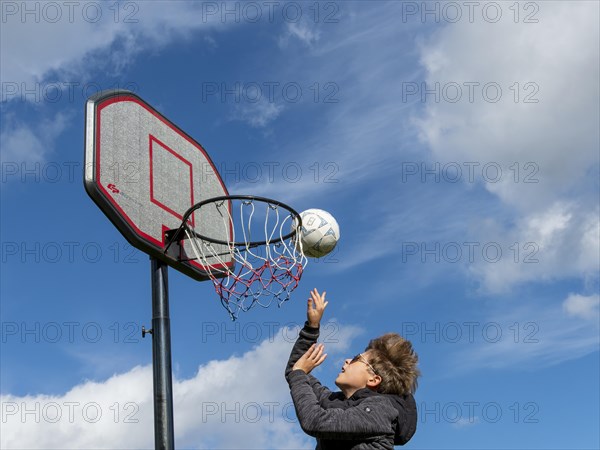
top-left (278, 21), bottom-right (321, 48)
top-left (468, 202), bottom-right (600, 292)
top-left (232, 2), bottom-right (600, 293)
top-left (451, 416), bottom-right (480, 428)
top-left (563, 293), bottom-right (600, 321)
top-left (1, 324), bottom-right (363, 449)
top-left (1, 366), bottom-right (154, 449)
top-left (413, 1), bottom-right (600, 291)
top-left (450, 299), bottom-right (599, 373)
top-left (0, 2), bottom-right (230, 98)
top-left (415, 1), bottom-right (599, 211)
top-left (0, 1), bottom-right (232, 168)
top-left (231, 99), bottom-right (284, 128)
top-left (224, 3), bottom-right (427, 207)
top-left (0, 113), bottom-right (70, 164)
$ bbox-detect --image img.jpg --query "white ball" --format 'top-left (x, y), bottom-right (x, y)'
top-left (294, 209), bottom-right (340, 258)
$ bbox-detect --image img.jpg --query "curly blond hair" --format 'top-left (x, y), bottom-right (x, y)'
top-left (366, 333), bottom-right (420, 395)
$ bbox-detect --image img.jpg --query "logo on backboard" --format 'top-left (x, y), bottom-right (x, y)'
top-left (107, 183), bottom-right (120, 194)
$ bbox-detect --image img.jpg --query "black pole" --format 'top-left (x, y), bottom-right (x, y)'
top-left (150, 257), bottom-right (175, 450)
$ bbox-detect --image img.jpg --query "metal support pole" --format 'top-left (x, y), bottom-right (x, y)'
top-left (150, 257), bottom-right (175, 450)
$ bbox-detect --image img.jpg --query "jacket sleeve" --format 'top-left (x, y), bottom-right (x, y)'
top-left (287, 370), bottom-right (397, 440)
top-left (285, 322), bottom-right (332, 402)
top-left (285, 321), bottom-right (320, 378)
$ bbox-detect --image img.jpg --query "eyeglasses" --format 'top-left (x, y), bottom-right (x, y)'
top-left (350, 353), bottom-right (379, 376)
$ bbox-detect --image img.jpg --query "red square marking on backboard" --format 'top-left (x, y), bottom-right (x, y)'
top-left (149, 134), bottom-right (195, 226)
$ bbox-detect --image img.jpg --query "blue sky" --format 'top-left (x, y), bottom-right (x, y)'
top-left (1, 1), bottom-right (599, 448)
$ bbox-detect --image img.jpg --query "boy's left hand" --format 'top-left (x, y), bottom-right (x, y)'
top-left (292, 343), bottom-right (327, 374)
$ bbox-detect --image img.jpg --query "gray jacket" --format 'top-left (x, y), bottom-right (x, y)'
top-left (285, 323), bottom-right (417, 449)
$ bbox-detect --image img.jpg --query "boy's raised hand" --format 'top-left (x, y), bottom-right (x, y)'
top-left (307, 288), bottom-right (328, 328)
top-left (292, 343), bottom-right (327, 374)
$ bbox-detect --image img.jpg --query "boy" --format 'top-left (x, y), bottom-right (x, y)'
top-left (285, 289), bottom-right (419, 449)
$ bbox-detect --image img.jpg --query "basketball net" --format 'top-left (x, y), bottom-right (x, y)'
top-left (183, 197), bottom-right (307, 320)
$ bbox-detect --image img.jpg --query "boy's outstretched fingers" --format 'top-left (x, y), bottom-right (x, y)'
top-left (313, 344), bottom-right (327, 366)
top-left (308, 343), bottom-right (322, 358)
top-left (292, 343), bottom-right (327, 374)
top-left (307, 289), bottom-right (329, 327)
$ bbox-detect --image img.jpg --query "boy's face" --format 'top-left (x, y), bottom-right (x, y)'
top-left (335, 350), bottom-right (381, 393)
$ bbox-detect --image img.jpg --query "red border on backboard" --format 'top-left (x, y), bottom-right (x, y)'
top-left (149, 134), bottom-right (195, 227)
top-left (94, 94), bottom-right (232, 273)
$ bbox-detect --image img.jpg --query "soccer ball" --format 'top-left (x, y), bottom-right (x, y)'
top-left (293, 209), bottom-right (340, 258)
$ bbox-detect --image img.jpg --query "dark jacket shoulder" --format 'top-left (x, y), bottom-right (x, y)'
top-left (328, 388), bottom-right (417, 445)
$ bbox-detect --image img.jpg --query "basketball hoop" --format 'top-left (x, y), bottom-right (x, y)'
top-left (164, 195), bottom-right (307, 320)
